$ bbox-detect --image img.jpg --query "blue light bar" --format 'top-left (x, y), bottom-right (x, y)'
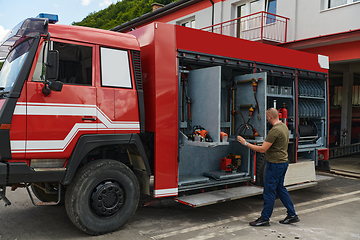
top-left (36, 13), bottom-right (59, 24)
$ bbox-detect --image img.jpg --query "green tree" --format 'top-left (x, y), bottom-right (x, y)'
top-left (0, 61), bottom-right (3, 71)
top-left (73, 0), bottom-right (176, 30)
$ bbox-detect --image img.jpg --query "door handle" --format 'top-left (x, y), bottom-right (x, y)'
top-left (82, 117), bottom-right (97, 121)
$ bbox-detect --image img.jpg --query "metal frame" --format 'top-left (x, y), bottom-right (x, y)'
top-left (200, 11), bottom-right (289, 43)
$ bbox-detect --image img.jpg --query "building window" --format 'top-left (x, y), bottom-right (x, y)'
top-left (266, 0), bottom-right (277, 24)
top-left (328, 0), bottom-right (359, 8)
top-left (178, 17), bottom-right (195, 28)
top-left (100, 47), bottom-right (132, 88)
top-left (328, 0), bottom-right (347, 8)
top-left (267, 0), bottom-right (277, 15)
top-left (250, 0), bottom-right (262, 14)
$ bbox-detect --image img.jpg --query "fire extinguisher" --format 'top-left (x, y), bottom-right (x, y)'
top-left (278, 110), bottom-right (282, 120)
top-left (280, 103), bottom-right (288, 126)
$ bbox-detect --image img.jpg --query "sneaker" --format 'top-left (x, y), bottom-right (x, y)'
top-left (279, 215), bottom-right (300, 224)
top-left (249, 216), bottom-right (270, 226)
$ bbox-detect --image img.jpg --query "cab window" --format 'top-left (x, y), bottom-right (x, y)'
top-left (100, 47), bottom-right (132, 88)
top-left (55, 42), bottom-right (92, 85)
top-left (32, 41), bottom-right (92, 85)
top-left (32, 41), bottom-right (47, 81)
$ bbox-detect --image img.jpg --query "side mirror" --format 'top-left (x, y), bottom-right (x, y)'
top-left (42, 80), bottom-right (63, 96)
top-left (46, 50), bottom-right (59, 80)
top-left (48, 80), bottom-right (63, 92)
top-left (42, 50), bottom-right (62, 96)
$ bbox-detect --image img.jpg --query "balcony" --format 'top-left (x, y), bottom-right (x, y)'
top-left (200, 11), bottom-right (289, 44)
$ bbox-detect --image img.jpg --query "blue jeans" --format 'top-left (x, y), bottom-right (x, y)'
top-left (261, 161), bottom-right (296, 221)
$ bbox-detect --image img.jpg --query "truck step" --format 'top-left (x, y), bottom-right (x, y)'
top-left (175, 185), bottom-right (263, 207)
top-left (25, 183), bottom-right (62, 206)
top-left (175, 175), bottom-right (330, 208)
top-left (32, 201), bottom-right (60, 206)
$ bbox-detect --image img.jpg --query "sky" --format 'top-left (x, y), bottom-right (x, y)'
top-left (0, 0), bottom-right (120, 41)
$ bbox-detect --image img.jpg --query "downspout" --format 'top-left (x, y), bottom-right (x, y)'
top-left (210, 0), bottom-right (214, 32)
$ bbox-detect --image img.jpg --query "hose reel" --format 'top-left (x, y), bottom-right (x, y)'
top-left (298, 121), bottom-right (318, 141)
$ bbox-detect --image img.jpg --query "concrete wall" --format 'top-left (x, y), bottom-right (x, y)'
top-left (278, 0), bottom-right (360, 42)
top-left (167, 2), bottom-right (218, 29)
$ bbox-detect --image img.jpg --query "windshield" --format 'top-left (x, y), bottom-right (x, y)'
top-left (0, 38), bottom-right (35, 93)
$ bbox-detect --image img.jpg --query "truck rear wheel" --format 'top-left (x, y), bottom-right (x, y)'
top-left (65, 159), bottom-right (140, 235)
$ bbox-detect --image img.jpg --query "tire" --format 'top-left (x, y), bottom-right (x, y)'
top-left (31, 183), bottom-right (63, 203)
top-left (256, 153), bottom-right (267, 187)
top-left (65, 159), bottom-right (140, 235)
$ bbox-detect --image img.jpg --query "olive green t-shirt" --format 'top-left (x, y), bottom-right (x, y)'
top-left (264, 122), bottom-right (289, 163)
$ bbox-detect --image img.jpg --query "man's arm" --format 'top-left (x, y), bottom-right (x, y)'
top-left (237, 135), bottom-right (273, 153)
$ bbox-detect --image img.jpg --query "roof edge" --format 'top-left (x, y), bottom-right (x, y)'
top-left (279, 28), bottom-right (360, 50)
top-left (111, 0), bottom-right (202, 32)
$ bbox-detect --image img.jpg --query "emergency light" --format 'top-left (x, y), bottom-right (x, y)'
top-left (36, 13), bottom-right (59, 24)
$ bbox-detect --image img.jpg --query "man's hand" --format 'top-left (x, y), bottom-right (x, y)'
top-left (237, 135), bottom-right (273, 153)
top-left (237, 135), bottom-right (246, 145)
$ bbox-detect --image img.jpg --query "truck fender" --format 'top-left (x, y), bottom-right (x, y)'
top-left (62, 134), bottom-right (151, 185)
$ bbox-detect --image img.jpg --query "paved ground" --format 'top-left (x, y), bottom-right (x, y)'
top-left (0, 172), bottom-right (359, 240)
top-left (329, 153), bottom-right (360, 177)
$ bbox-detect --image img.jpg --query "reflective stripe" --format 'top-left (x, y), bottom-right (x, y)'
top-left (11, 102), bottom-right (140, 153)
top-left (154, 188), bottom-right (178, 197)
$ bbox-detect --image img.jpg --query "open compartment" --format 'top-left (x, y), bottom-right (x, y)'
top-left (263, 68), bottom-right (296, 138)
top-left (297, 71), bottom-right (327, 149)
top-left (178, 63), bottom-right (254, 190)
top-left (178, 142), bottom-right (251, 190)
top-left (184, 66), bottom-right (224, 145)
top-left (233, 72), bottom-right (267, 140)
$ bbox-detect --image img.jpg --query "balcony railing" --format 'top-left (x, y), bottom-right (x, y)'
top-left (200, 11), bottom-right (289, 43)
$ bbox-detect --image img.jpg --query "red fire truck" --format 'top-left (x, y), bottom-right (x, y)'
top-left (0, 14), bottom-right (329, 235)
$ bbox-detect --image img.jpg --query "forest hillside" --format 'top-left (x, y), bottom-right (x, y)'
top-left (73, 0), bottom-right (177, 30)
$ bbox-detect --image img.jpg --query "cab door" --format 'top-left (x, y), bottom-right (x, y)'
top-left (97, 47), bottom-right (140, 135)
top-left (26, 40), bottom-right (96, 159)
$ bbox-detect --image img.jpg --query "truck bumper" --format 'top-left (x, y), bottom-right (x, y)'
top-left (0, 162), bottom-right (65, 185)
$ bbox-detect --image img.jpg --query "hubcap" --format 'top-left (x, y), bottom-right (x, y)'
top-left (90, 180), bottom-right (124, 217)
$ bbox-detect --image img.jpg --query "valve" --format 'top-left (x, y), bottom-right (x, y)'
top-left (252, 128), bottom-right (259, 137)
top-left (252, 82), bottom-right (258, 92)
top-left (249, 107), bottom-right (254, 116)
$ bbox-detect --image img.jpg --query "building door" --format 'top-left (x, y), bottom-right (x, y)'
top-left (236, 4), bottom-right (246, 38)
top-left (250, 0), bottom-right (263, 28)
top-left (234, 0), bottom-right (266, 38)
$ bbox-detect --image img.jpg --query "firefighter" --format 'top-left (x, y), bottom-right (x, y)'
top-left (237, 108), bottom-right (299, 226)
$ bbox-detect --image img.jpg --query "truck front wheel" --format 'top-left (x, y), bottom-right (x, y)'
top-left (65, 159), bottom-right (140, 235)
